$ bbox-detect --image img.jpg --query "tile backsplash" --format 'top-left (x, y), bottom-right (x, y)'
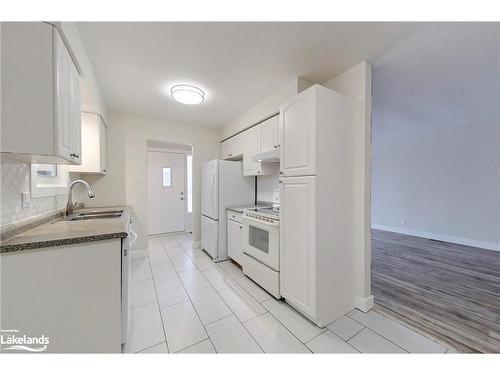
top-left (0, 157), bottom-right (67, 226)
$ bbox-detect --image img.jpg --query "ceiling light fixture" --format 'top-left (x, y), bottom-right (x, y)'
top-left (171, 84), bottom-right (205, 105)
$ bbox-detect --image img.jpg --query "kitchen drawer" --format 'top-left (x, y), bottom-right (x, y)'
top-left (227, 210), bottom-right (243, 224)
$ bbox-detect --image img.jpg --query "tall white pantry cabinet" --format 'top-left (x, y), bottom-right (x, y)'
top-left (279, 84), bottom-right (358, 327)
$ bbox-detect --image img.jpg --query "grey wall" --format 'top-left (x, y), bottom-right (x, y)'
top-left (371, 23), bottom-right (500, 250)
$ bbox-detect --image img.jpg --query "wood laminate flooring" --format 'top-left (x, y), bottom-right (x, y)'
top-left (371, 229), bottom-right (500, 353)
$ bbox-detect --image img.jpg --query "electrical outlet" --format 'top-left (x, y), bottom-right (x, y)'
top-left (22, 192), bottom-right (31, 208)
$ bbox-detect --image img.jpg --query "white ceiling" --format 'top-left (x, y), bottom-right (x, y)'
top-left (373, 23), bottom-right (500, 130)
top-left (77, 22), bottom-right (423, 127)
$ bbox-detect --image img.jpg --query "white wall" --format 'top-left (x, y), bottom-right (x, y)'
top-left (221, 78), bottom-right (311, 140)
top-left (372, 118), bottom-right (500, 250)
top-left (76, 111), bottom-right (220, 252)
top-left (322, 62), bottom-right (373, 310)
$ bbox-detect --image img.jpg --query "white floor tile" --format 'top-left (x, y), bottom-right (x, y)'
top-left (348, 328), bottom-right (406, 353)
top-left (218, 261), bottom-right (245, 279)
top-left (350, 310), bottom-right (446, 353)
top-left (262, 299), bottom-right (325, 343)
top-left (161, 300), bottom-right (208, 353)
top-left (150, 259), bottom-right (178, 282)
top-left (179, 339), bottom-right (216, 353)
top-left (160, 236), bottom-right (180, 249)
top-left (187, 287), bottom-right (233, 325)
top-left (190, 253), bottom-right (217, 271)
top-left (131, 257), bottom-right (152, 282)
top-left (219, 285), bottom-right (266, 322)
top-left (130, 279), bottom-right (157, 308)
top-left (138, 342), bottom-right (169, 354)
top-left (148, 237), bottom-right (164, 252)
top-left (244, 313), bottom-right (310, 353)
top-left (327, 315), bottom-right (364, 340)
top-left (306, 331), bottom-right (359, 353)
top-left (206, 315), bottom-right (263, 353)
top-left (178, 269), bottom-right (211, 292)
top-left (235, 276), bottom-right (273, 303)
top-left (170, 253), bottom-right (196, 272)
top-left (155, 278), bottom-right (189, 308)
top-left (165, 245), bottom-right (186, 258)
top-left (123, 303), bottom-right (165, 353)
top-left (202, 267), bottom-right (237, 291)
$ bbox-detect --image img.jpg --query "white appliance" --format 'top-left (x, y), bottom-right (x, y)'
top-left (242, 206), bottom-right (281, 298)
top-left (201, 160), bottom-right (255, 261)
top-left (122, 222), bottom-right (137, 344)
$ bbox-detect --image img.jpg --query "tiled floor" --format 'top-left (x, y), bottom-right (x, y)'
top-left (125, 233), bottom-right (451, 354)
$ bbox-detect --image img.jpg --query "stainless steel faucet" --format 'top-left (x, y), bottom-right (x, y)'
top-left (66, 179), bottom-right (95, 216)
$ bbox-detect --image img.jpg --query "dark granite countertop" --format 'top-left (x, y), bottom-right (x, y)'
top-left (0, 206), bottom-right (133, 254)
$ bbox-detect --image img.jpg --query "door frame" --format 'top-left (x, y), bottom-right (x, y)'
top-left (146, 146), bottom-right (191, 233)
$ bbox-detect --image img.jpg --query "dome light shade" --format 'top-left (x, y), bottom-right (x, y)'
top-left (171, 84), bottom-right (204, 105)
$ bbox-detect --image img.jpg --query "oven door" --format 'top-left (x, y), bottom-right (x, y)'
top-left (242, 216), bottom-right (280, 271)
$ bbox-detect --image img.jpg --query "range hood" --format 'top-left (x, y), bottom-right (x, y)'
top-left (251, 148), bottom-right (280, 163)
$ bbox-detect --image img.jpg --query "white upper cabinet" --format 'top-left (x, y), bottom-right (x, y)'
top-left (220, 115), bottom-right (279, 176)
top-left (220, 133), bottom-right (243, 160)
top-left (69, 113), bottom-right (107, 174)
top-left (1, 22), bottom-right (81, 165)
top-left (260, 116), bottom-right (279, 153)
top-left (279, 88), bottom-right (316, 177)
top-left (242, 125), bottom-right (262, 176)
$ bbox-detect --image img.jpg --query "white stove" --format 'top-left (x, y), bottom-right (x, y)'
top-left (241, 201), bottom-right (281, 298)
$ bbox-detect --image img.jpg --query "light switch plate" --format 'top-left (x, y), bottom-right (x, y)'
top-left (22, 191), bottom-right (31, 208)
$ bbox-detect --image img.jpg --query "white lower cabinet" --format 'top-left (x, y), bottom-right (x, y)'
top-left (0, 240), bottom-right (123, 353)
top-left (227, 217), bottom-right (243, 264)
top-left (280, 176), bottom-right (317, 321)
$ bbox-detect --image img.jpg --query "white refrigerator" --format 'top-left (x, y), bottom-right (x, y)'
top-left (201, 159), bottom-right (255, 261)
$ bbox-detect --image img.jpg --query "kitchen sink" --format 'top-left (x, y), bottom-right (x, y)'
top-left (77, 210), bottom-right (123, 216)
top-left (67, 213), bottom-right (122, 221)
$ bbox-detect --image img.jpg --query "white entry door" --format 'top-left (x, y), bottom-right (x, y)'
top-left (148, 151), bottom-right (186, 235)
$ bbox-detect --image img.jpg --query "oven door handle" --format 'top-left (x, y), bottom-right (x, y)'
top-left (243, 215), bottom-right (279, 226)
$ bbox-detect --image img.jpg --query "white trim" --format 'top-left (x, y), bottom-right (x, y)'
top-left (355, 295), bottom-right (374, 312)
top-left (372, 223), bottom-right (500, 252)
top-left (130, 249), bottom-right (149, 259)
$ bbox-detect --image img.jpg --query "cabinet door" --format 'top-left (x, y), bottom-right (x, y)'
top-left (280, 176), bottom-right (317, 319)
top-left (260, 116), bottom-right (278, 153)
top-left (54, 30), bottom-right (81, 164)
top-left (99, 116), bottom-right (107, 173)
top-left (227, 219), bottom-right (243, 264)
top-left (279, 88), bottom-right (316, 176)
top-left (69, 59), bottom-right (81, 164)
top-left (242, 125), bottom-right (262, 175)
top-left (221, 133), bottom-right (243, 160)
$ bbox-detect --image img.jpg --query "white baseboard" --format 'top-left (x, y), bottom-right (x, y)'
top-left (192, 241), bottom-right (200, 249)
top-left (355, 295), bottom-right (374, 312)
top-left (372, 224), bottom-right (499, 252)
top-left (131, 249), bottom-right (148, 259)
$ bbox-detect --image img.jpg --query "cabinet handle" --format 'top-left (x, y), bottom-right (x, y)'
top-left (274, 145), bottom-right (278, 148)
top-left (70, 153), bottom-right (80, 159)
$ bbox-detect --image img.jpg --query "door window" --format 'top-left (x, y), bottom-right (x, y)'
top-left (162, 167), bottom-right (172, 187)
top-left (249, 225), bottom-right (269, 253)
